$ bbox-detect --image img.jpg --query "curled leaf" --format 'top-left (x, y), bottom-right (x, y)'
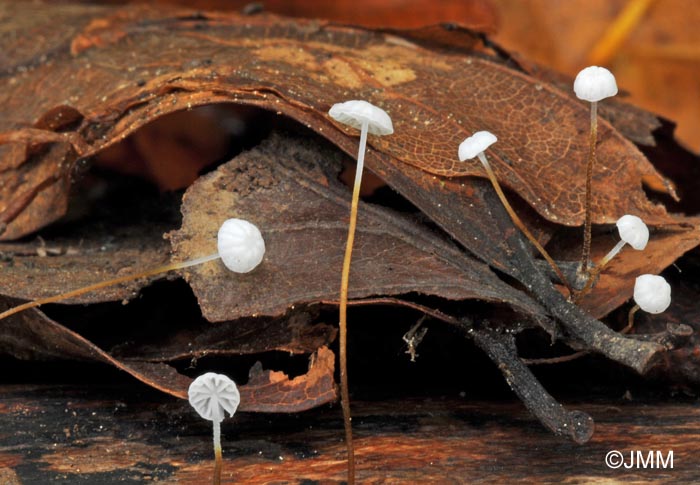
top-left (170, 133), bottom-right (547, 322)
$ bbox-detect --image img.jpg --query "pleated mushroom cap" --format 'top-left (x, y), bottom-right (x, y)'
top-left (458, 131), bottom-right (497, 161)
top-left (574, 66), bottom-right (618, 102)
top-left (188, 372), bottom-right (240, 423)
top-left (217, 218), bottom-right (265, 273)
top-left (633, 274), bottom-right (671, 314)
top-left (616, 215), bottom-right (649, 250)
top-left (328, 100), bottom-right (394, 135)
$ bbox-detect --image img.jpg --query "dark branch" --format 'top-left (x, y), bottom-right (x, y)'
top-left (467, 324), bottom-right (594, 444)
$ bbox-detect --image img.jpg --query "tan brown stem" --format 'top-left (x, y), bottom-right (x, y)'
top-left (477, 153), bottom-right (572, 294)
top-left (574, 240), bottom-right (627, 302)
top-left (624, 305), bottom-right (640, 334)
top-left (338, 121), bottom-right (369, 485)
top-left (521, 350), bottom-right (589, 366)
top-left (580, 101), bottom-right (598, 277)
top-left (0, 253), bottom-right (220, 322)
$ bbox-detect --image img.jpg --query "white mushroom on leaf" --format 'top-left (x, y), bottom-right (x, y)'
top-left (0, 218), bottom-right (265, 322)
top-left (458, 131), bottom-right (571, 293)
top-left (328, 99), bottom-right (393, 485)
top-left (189, 373), bottom-right (240, 485)
top-left (217, 218), bottom-right (266, 273)
top-left (574, 66), bottom-right (618, 278)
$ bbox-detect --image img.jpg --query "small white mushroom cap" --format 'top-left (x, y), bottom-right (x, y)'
top-left (188, 372), bottom-right (240, 423)
top-left (616, 215), bottom-right (649, 250)
top-left (217, 218), bottom-right (265, 273)
top-left (458, 131), bottom-right (497, 161)
top-left (573, 66), bottom-right (618, 102)
top-left (328, 100), bottom-right (394, 135)
top-left (633, 274), bottom-right (671, 314)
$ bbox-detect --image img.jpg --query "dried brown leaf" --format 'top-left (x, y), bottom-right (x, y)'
top-left (0, 195), bottom-right (175, 303)
top-left (170, 133), bottom-right (546, 322)
top-left (492, 0), bottom-right (700, 152)
top-left (576, 220), bottom-right (700, 319)
top-left (112, 306), bottom-right (337, 361)
top-left (240, 346), bottom-right (337, 413)
top-left (0, 1), bottom-right (674, 243)
top-left (0, 296), bottom-right (336, 411)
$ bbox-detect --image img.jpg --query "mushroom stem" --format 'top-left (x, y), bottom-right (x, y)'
top-left (580, 101), bottom-right (598, 277)
top-left (574, 239), bottom-right (627, 300)
top-left (476, 152), bottom-right (572, 294)
top-left (188, 373), bottom-right (239, 485)
top-left (599, 238), bottom-right (626, 269)
top-left (625, 304), bottom-right (640, 334)
top-left (0, 252), bottom-right (220, 322)
top-left (213, 419), bottom-right (223, 485)
top-left (338, 119), bottom-right (368, 485)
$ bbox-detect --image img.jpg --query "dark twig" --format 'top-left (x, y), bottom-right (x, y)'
top-left (468, 325), bottom-right (594, 444)
top-left (522, 314), bottom-right (692, 366)
top-left (500, 217), bottom-right (664, 374)
top-left (624, 322), bottom-right (694, 349)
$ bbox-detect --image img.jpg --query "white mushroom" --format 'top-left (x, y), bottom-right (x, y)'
top-left (458, 131), bottom-right (571, 292)
top-left (576, 215), bottom-right (651, 297)
top-left (574, 66), bottom-right (618, 103)
top-left (217, 218), bottom-right (266, 273)
top-left (328, 99), bottom-right (393, 484)
top-left (458, 130), bottom-right (497, 162)
top-left (574, 66), bottom-right (618, 277)
top-left (188, 373), bottom-right (240, 485)
top-left (0, 218), bottom-right (265, 323)
top-left (616, 214), bottom-right (649, 250)
top-left (598, 215), bottom-right (649, 268)
top-left (633, 274), bottom-right (672, 314)
top-left (329, 100), bottom-right (394, 136)
top-left (188, 372), bottom-right (241, 422)
top-left (328, 100), bottom-right (394, 212)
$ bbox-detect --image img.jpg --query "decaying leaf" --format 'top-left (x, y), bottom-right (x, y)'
top-left (242, 346), bottom-right (336, 413)
top-left (112, 305), bottom-right (337, 361)
top-left (2, 2), bottom-right (694, 327)
top-left (0, 1), bottom-right (678, 242)
top-left (574, 220), bottom-right (700, 319)
top-left (0, 196), bottom-right (175, 303)
top-left (0, 296), bottom-right (336, 411)
top-left (170, 133), bottom-right (547, 322)
top-left (1, 0), bottom-right (699, 443)
top-left (491, 0), bottom-right (700, 153)
top-left (142, 0), bottom-right (500, 32)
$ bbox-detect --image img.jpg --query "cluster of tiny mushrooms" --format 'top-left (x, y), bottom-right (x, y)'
top-left (0, 65), bottom-right (675, 484)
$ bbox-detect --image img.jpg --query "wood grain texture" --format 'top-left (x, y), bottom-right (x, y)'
top-left (0, 384), bottom-right (697, 483)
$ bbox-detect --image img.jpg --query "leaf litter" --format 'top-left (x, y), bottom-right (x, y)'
top-left (0, 1), bottom-right (699, 440)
